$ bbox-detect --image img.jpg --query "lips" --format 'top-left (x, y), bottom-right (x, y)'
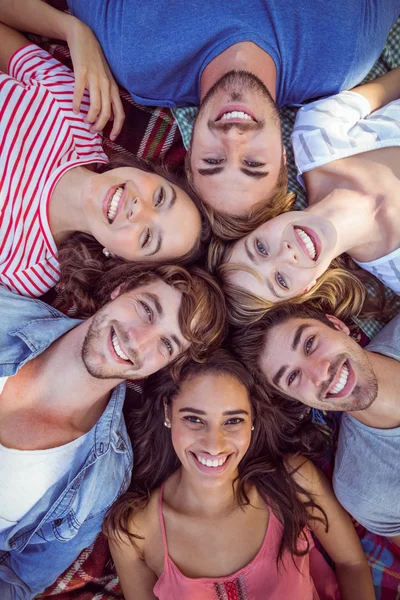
top-left (215, 104), bottom-right (257, 123)
top-left (190, 451), bottom-right (232, 474)
top-left (103, 184), bottom-right (126, 224)
top-left (326, 360), bottom-right (355, 399)
top-left (294, 226), bottom-right (321, 262)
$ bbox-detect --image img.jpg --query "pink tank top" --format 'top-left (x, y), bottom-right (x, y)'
top-left (153, 485), bottom-right (340, 600)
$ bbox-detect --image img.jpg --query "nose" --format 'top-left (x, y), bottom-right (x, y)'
top-left (278, 240), bottom-right (298, 264)
top-left (201, 426), bottom-right (226, 455)
top-left (126, 324), bottom-right (157, 353)
top-left (127, 196), bottom-right (154, 223)
top-left (306, 357), bottom-right (330, 387)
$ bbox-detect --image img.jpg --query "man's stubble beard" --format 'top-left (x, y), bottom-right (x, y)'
top-left (81, 310), bottom-right (115, 380)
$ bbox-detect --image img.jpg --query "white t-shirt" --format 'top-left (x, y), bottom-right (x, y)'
top-left (0, 44), bottom-right (107, 297)
top-left (291, 91), bottom-right (400, 294)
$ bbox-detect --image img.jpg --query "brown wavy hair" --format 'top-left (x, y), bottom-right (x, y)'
top-left (185, 150), bottom-right (295, 240)
top-left (209, 240), bottom-right (387, 327)
top-left (61, 155), bottom-right (211, 267)
top-left (103, 350), bottom-right (329, 562)
top-left (58, 255), bottom-right (227, 371)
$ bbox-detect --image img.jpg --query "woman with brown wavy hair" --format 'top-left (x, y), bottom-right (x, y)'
top-left (0, 22), bottom-right (207, 298)
top-left (103, 351), bottom-right (373, 600)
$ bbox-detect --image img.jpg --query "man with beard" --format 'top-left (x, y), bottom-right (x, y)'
top-left (0, 264), bottom-right (225, 599)
top-left (232, 304), bottom-right (400, 546)
top-left (1, 1), bottom-right (399, 229)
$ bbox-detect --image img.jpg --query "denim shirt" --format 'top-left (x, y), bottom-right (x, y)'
top-left (0, 287), bottom-right (133, 599)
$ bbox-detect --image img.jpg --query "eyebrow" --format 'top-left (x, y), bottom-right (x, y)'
top-left (168, 185), bottom-right (177, 209)
top-left (171, 334), bottom-right (183, 354)
top-left (143, 292), bottom-right (163, 317)
top-left (197, 166), bottom-right (224, 176)
top-left (240, 168), bottom-right (269, 179)
top-left (292, 324), bottom-right (311, 351)
top-left (145, 186), bottom-right (176, 257)
top-left (272, 365), bottom-right (287, 389)
top-left (178, 408), bottom-right (249, 415)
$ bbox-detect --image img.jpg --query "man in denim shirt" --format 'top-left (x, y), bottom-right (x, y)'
top-left (0, 264), bottom-right (225, 599)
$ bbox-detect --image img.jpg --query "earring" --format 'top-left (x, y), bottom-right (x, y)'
top-left (164, 420), bottom-right (171, 428)
top-left (103, 248), bottom-right (111, 258)
top-left (251, 425), bottom-right (254, 431)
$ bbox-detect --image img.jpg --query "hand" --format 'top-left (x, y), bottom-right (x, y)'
top-left (66, 18), bottom-right (125, 140)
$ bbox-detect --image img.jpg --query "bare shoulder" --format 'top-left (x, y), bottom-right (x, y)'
top-left (286, 455), bottom-right (323, 493)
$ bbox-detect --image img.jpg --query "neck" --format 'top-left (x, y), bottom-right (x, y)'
top-left (172, 468), bottom-right (240, 518)
top-left (24, 320), bottom-right (124, 430)
top-left (349, 351), bottom-right (400, 428)
top-left (306, 190), bottom-right (378, 256)
top-left (48, 165), bottom-right (94, 246)
top-left (200, 42), bottom-right (277, 101)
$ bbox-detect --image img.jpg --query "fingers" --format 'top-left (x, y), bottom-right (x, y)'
top-left (85, 83), bottom-right (101, 126)
top-left (72, 73), bottom-right (86, 114)
top-left (110, 85), bottom-right (125, 140)
top-left (90, 77), bottom-right (111, 133)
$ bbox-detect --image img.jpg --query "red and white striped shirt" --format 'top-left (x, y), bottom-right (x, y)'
top-left (0, 44), bottom-right (108, 297)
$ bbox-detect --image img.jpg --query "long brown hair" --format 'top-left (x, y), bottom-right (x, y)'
top-left (58, 260), bottom-right (227, 370)
top-left (103, 350), bottom-right (328, 562)
top-left (60, 155), bottom-right (211, 267)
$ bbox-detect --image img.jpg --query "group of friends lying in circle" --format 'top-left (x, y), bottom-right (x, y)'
top-left (0, 0), bottom-right (399, 599)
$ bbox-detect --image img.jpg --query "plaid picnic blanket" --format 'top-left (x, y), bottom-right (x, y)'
top-left (31, 4), bottom-right (400, 599)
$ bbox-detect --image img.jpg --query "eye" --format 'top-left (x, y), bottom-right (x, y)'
top-left (141, 227), bottom-right (152, 248)
top-left (154, 187), bottom-right (166, 208)
top-left (183, 416), bottom-right (204, 428)
top-left (162, 338), bottom-right (173, 355)
top-left (224, 417), bottom-right (245, 426)
top-left (139, 301), bottom-right (153, 323)
top-left (204, 158), bottom-right (223, 165)
top-left (255, 238), bottom-right (268, 256)
top-left (276, 272), bottom-right (288, 289)
top-left (244, 160), bottom-right (263, 167)
top-left (288, 370), bottom-right (299, 386)
top-left (305, 336), bottom-right (315, 355)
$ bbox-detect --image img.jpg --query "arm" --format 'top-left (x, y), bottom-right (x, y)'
top-left (0, 0), bottom-right (124, 138)
top-left (109, 533), bottom-right (158, 600)
top-left (290, 457), bottom-right (375, 600)
top-left (351, 66), bottom-right (400, 114)
top-left (0, 21), bottom-right (30, 73)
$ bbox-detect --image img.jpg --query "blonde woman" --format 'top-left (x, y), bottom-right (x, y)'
top-left (210, 66), bottom-right (400, 324)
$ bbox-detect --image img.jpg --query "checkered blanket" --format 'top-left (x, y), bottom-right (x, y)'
top-left (32, 5), bottom-right (400, 599)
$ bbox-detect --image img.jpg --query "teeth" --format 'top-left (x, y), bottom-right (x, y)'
top-left (112, 331), bottom-right (129, 361)
top-left (195, 455), bottom-right (228, 467)
top-left (220, 110), bottom-right (253, 121)
top-left (107, 187), bottom-right (123, 222)
top-left (330, 364), bottom-right (349, 395)
top-left (296, 228), bottom-right (316, 260)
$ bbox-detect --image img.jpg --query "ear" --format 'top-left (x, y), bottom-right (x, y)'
top-left (163, 400), bottom-right (170, 422)
top-left (282, 146), bottom-right (287, 165)
top-left (325, 314), bottom-right (350, 336)
top-left (110, 285), bottom-right (122, 300)
top-left (304, 279), bottom-right (317, 293)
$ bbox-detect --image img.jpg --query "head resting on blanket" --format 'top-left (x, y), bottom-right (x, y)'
top-left (58, 258), bottom-right (227, 378)
top-left (67, 156), bottom-right (210, 267)
top-left (231, 303), bottom-right (378, 413)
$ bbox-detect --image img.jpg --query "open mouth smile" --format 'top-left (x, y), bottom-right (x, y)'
top-left (110, 327), bottom-right (132, 364)
top-left (326, 361), bottom-right (354, 398)
top-left (105, 184), bottom-right (126, 224)
top-left (190, 452), bottom-right (232, 474)
top-left (294, 226), bottom-right (319, 261)
top-left (215, 105), bottom-right (257, 123)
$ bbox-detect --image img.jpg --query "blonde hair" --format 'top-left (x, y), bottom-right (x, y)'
top-left (209, 243), bottom-right (387, 327)
top-left (185, 151), bottom-right (295, 241)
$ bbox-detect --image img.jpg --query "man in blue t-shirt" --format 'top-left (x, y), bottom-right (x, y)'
top-left (232, 304), bottom-right (400, 546)
top-left (63, 0), bottom-right (399, 230)
top-left (4, 0), bottom-right (398, 231)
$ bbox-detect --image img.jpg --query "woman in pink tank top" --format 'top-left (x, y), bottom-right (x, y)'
top-left (105, 351), bottom-right (375, 600)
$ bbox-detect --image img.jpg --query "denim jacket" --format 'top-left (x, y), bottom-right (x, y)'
top-left (0, 287), bottom-right (133, 599)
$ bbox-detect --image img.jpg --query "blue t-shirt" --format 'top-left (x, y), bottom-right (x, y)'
top-left (67, 0), bottom-right (399, 109)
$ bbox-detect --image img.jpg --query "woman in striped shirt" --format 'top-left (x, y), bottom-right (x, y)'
top-left (0, 23), bottom-right (205, 297)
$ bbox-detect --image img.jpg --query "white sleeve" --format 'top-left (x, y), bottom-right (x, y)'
top-left (291, 91), bottom-right (371, 175)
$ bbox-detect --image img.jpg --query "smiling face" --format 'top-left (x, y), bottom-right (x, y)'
top-left (168, 372), bottom-right (253, 486)
top-left (83, 167), bottom-right (202, 262)
top-left (260, 316), bottom-right (378, 411)
top-left (81, 278), bottom-right (189, 380)
top-left (228, 211), bottom-right (337, 302)
top-left (189, 71), bottom-right (285, 216)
